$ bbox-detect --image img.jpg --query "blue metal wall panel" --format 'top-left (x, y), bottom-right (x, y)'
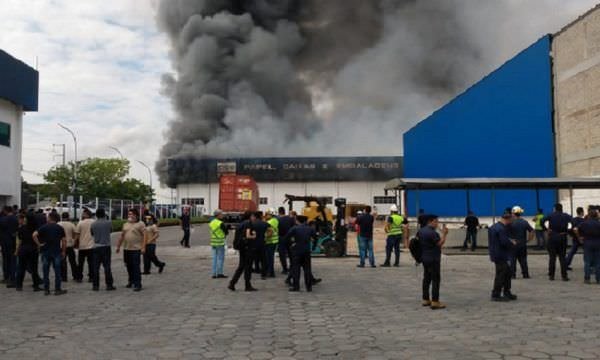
top-left (0, 50), bottom-right (39, 111)
top-left (403, 36), bottom-right (556, 216)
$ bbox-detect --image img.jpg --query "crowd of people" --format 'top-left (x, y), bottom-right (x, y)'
top-left (0, 205), bottom-right (165, 295)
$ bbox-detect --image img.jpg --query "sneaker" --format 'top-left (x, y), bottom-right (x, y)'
top-left (562, 277), bottom-right (570, 282)
top-left (212, 275), bottom-right (217, 279)
top-left (422, 300), bottom-right (432, 307)
top-left (393, 263), bottom-right (400, 267)
top-left (491, 296), bottom-right (509, 302)
top-left (133, 287), bottom-right (142, 292)
top-left (44, 289), bottom-right (51, 296)
top-left (245, 287), bottom-right (258, 292)
top-left (503, 293), bottom-right (517, 301)
top-left (106, 286), bottom-right (117, 291)
top-left (430, 301), bottom-right (446, 310)
top-left (228, 283), bottom-right (235, 291)
top-left (523, 275), bottom-right (531, 279)
top-left (159, 264), bottom-right (165, 274)
top-left (370, 265), bottom-right (377, 268)
top-left (356, 264), bottom-right (365, 268)
top-left (33, 286), bottom-right (42, 292)
top-left (54, 289), bottom-right (67, 296)
top-left (381, 263), bottom-right (391, 267)
top-left (567, 266), bottom-right (573, 271)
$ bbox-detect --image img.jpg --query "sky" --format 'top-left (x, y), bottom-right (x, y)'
top-left (0, 0), bottom-right (599, 203)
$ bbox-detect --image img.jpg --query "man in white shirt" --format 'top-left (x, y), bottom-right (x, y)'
top-left (58, 212), bottom-right (78, 282)
top-left (74, 209), bottom-right (95, 283)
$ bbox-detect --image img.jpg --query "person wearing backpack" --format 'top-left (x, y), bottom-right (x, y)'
top-left (417, 214), bottom-right (448, 310)
top-left (229, 212), bottom-right (257, 292)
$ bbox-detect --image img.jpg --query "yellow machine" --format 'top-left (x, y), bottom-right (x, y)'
top-left (302, 200), bottom-right (334, 224)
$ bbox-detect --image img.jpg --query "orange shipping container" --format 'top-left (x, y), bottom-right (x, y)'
top-left (219, 175), bottom-right (259, 213)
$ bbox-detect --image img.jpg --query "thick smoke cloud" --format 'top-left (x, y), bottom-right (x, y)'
top-left (155, 0), bottom-right (598, 184)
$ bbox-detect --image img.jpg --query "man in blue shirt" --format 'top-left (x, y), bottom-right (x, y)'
top-left (284, 216), bottom-right (317, 292)
top-left (542, 203), bottom-right (572, 281)
top-left (277, 207), bottom-right (295, 275)
top-left (356, 206), bottom-right (375, 268)
top-left (566, 207), bottom-right (585, 270)
top-left (574, 209), bottom-right (600, 284)
top-left (489, 212), bottom-right (517, 302)
top-left (417, 215), bottom-right (448, 310)
top-left (508, 206), bottom-right (533, 279)
top-left (34, 212), bottom-right (67, 296)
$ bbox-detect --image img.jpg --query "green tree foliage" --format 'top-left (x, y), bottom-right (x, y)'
top-left (44, 158), bottom-right (153, 201)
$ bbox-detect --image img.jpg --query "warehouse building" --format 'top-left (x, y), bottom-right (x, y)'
top-left (0, 50), bottom-right (39, 207)
top-left (403, 4), bottom-right (600, 217)
top-left (168, 157), bottom-right (403, 215)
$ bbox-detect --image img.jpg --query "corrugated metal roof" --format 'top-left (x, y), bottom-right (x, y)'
top-left (0, 49), bottom-right (39, 111)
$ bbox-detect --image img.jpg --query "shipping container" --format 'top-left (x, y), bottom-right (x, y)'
top-left (219, 174), bottom-right (259, 213)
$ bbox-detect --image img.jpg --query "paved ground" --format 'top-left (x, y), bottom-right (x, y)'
top-left (1, 227), bottom-right (599, 359)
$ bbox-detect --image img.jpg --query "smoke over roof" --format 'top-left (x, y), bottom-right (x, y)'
top-left (155, 0), bottom-right (597, 184)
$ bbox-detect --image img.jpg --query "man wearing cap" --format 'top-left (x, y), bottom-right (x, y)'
top-left (382, 204), bottom-right (408, 267)
top-left (489, 212), bottom-right (517, 301)
top-left (209, 210), bottom-right (230, 279)
top-left (542, 203), bottom-right (572, 281)
top-left (508, 206), bottom-right (534, 279)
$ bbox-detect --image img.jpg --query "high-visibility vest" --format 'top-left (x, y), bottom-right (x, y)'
top-left (266, 218), bottom-right (279, 245)
top-left (209, 219), bottom-right (226, 247)
top-left (534, 214), bottom-right (544, 231)
top-left (388, 214), bottom-right (404, 236)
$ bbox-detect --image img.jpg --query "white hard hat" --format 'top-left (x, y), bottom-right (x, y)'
top-left (357, 210), bottom-right (363, 215)
top-left (267, 208), bottom-right (276, 215)
top-left (512, 206), bottom-right (524, 214)
top-left (390, 204), bottom-right (398, 212)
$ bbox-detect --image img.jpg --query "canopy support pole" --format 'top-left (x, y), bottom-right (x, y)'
top-left (535, 188), bottom-right (540, 212)
top-left (569, 185), bottom-right (574, 215)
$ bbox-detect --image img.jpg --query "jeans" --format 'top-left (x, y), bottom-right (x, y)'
top-left (384, 235), bottom-right (401, 265)
top-left (16, 249), bottom-right (41, 289)
top-left (583, 242), bottom-right (600, 282)
top-left (566, 237), bottom-right (582, 266)
top-left (492, 261), bottom-right (512, 297)
top-left (278, 240), bottom-right (289, 272)
top-left (42, 251), bottom-right (62, 291)
top-left (290, 251), bottom-right (312, 291)
top-left (358, 236), bottom-right (375, 266)
top-left (143, 243), bottom-right (165, 273)
top-left (123, 250), bottom-right (142, 288)
top-left (547, 233), bottom-right (568, 279)
top-left (535, 230), bottom-right (546, 249)
top-left (61, 247), bottom-right (78, 281)
top-left (265, 243), bottom-right (277, 276)
top-left (92, 246), bottom-right (114, 289)
top-left (422, 261), bottom-right (441, 301)
top-left (181, 228), bottom-right (190, 247)
top-left (212, 245), bottom-right (225, 276)
top-left (463, 229), bottom-right (477, 250)
top-left (1, 238), bottom-right (16, 283)
top-left (231, 249), bottom-right (254, 289)
top-left (77, 248), bottom-right (94, 281)
top-left (510, 245), bottom-right (529, 277)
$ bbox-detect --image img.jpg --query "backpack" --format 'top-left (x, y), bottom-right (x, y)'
top-left (408, 236), bottom-right (422, 264)
top-left (233, 223), bottom-right (247, 251)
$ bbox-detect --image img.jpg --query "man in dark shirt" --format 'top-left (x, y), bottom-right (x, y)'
top-left (488, 212), bottom-right (517, 302)
top-left (566, 207), bottom-right (585, 270)
top-left (0, 206), bottom-right (19, 287)
top-left (462, 211), bottom-right (480, 251)
top-left (34, 212), bottom-right (67, 295)
top-left (417, 215), bottom-right (448, 310)
top-left (508, 206), bottom-right (534, 279)
top-left (417, 209), bottom-right (427, 229)
top-left (284, 216), bottom-right (317, 292)
top-left (277, 207), bottom-right (295, 274)
top-left (356, 206), bottom-right (376, 268)
top-left (179, 207), bottom-right (191, 248)
top-left (248, 212), bottom-right (271, 279)
top-left (574, 210), bottom-right (600, 284)
top-left (542, 203), bottom-right (572, 281)
top-left (229, 212), bottom-right (257, 292)
top-left (15, 213), bottom-right (42, 291)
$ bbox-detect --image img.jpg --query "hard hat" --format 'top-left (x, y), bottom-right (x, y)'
top-left (357, 210), bottom-right (363, 215)
top-left (390, 204), bottom-right (398, 212)
top-left (213, 209), bottom-right (223, 216)
top-left (511, 206), bottom-right (524, 214)
top-left (267, 208), bottom-right (276, 215)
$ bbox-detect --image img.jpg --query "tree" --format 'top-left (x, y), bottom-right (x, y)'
top-left (44, 158), bottom-right (154, 201)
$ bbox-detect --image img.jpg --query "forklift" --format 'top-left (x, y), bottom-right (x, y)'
top-left (284, 194), bottom-right (348, 257)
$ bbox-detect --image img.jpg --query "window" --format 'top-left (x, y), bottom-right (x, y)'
top-left (181, 198), bottom-right (204, 205)
top-left (373, 196), bottom-right (396, 204)
top-left (0, 122), bottom-right (10, 147)
top-left (259, 197), bottom-right (268, 205)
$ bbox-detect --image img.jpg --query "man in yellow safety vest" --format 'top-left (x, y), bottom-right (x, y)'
top-left (209, 210), bottom-right (229, 279)
top-left (264, 209), bottom-right (279, 278)
top-left (382, 204), bottom-right (409, 267)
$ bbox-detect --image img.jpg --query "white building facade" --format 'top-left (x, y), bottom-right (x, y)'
top-left (0, 50), bottom-right (38, 207)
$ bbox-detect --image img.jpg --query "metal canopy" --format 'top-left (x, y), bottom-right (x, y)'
top-left (384, 177), bottom-right (600, 191)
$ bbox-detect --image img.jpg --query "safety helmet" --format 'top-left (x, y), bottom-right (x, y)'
top-left (267, 208), bottom-right (276, 216)
top-left (511, 206), bottom-right (524, 215)
top-left (390, 204), bottom-right (398, 212)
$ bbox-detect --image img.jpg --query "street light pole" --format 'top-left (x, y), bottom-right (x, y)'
top-left (136, 160), bottom-right (153, 193)
top-left (109, 146), bottom-right (124, 160)
top-left (58, 123), bottom-right (78, 219)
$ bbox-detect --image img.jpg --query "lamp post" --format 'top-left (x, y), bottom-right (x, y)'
top-left (137, 160), bottom-right (153, 196)
top-left (109, 146), bottom-right (124, 160)
top-left (58, 123), bottom-right (78, 219)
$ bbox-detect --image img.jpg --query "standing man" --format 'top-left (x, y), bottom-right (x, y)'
top-left (566, 207), bottom-right (585, 271)
top-left (33, 212), bottom-right (67, 296)
top-left (0, 206), bottom-right (19, 288)
top-left (462, 211), bottom-right (480, 252)
top-left (116, 209), bottom-right (146, 291)
top-left (543, 203), bottom-right (572, 281)
top-left (508, 206), bottom-right (534, 279)
top-left (418, 215), bottom-right (448, 310)
top-left (179, 206), bottom-right (191, 248)
top-left (58, 212), bottom-right (78, 282)
top-left (285, 216), bottom-right (317, 292)
top-left (533, 209), bottom-right (546, 250)
top-left (143, 214), bottom-right (166, 275)
top-left (417, 209), bottom-right (427, 229)
top-left (229, 212), bottom-right (256, 291)
top-left (574, 209), bottom-right (600, 284)
top-left (209, 210), bottom-right (229, 279)
top-left (264, 209), bottom-right (279, 278)
top-left (356, 206), bottom-right (376, 268)
top-left (488, 212), bottom-right (517, 302)
top-left (74, 209), bottom-right (95, 283)
top-left (90, 208), bottom-right (116, 291)
top-left (382, 204), bottom-right (408, 267)
top-left (15, 213), bottom-right (42, 291)
top-left (249, 211), bottom-right (271, 280)
top-left (277, 207), bottom-right (294, 275)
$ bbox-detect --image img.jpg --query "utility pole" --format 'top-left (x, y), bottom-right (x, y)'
top-left (58, 124), bottom-right (78, 219)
